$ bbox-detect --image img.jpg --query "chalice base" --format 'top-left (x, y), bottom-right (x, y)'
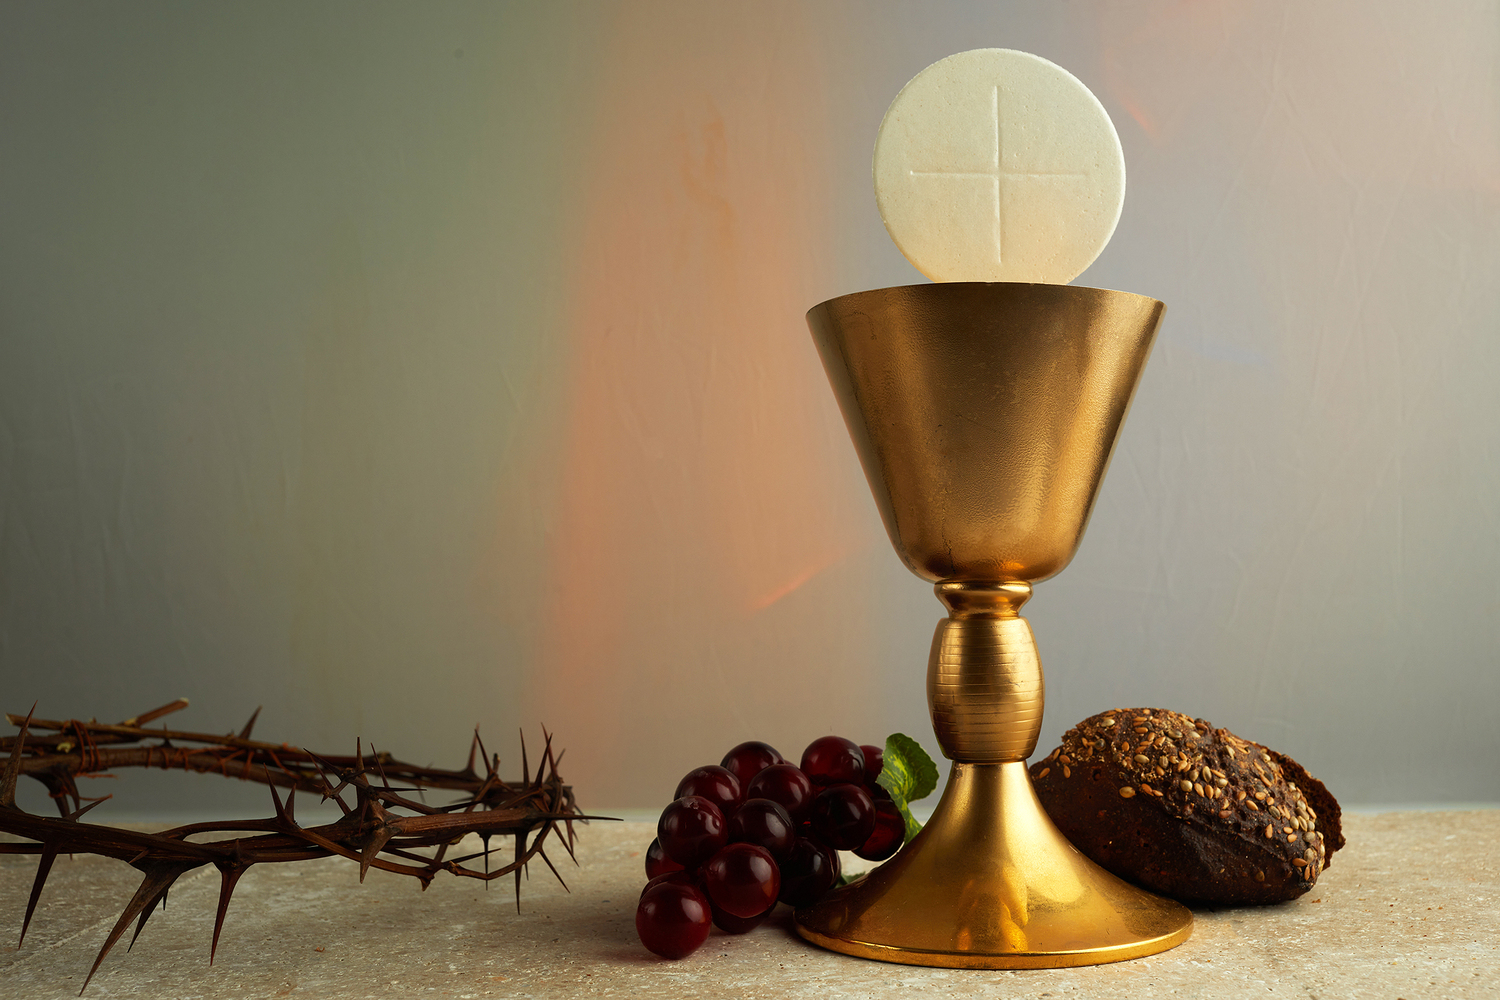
top-left (795, 761), bottom-right (1192, 968)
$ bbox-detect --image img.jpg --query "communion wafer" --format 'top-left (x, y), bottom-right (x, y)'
top-left (874, 48), bottom-right (1125, 285)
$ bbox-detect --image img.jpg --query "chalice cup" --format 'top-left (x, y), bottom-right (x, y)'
top-left (797, 282), bottom-right (1192, 967)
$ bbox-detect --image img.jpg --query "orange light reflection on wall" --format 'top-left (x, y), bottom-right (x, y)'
top-left (531, 5), bottom-right (871, 807)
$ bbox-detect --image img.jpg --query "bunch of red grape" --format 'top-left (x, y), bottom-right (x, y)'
top-left (636, 736), bottom-right (905, 959)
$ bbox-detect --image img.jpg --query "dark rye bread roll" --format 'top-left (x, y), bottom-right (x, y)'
top-left (1030, 708), bottom-right (1344, 905)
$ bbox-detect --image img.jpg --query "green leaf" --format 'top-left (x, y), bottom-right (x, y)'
top-left (876, 733), bottom-right (939, 843)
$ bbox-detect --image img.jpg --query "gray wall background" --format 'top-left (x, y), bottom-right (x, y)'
top-left (2, 1), bottom-right (1497, 816)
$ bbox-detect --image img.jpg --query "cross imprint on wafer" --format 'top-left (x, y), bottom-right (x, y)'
top-left (908, 85), bottom-right (1086, 265)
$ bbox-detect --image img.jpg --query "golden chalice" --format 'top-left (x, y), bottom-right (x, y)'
top-left (796, 281), bottom-right (1193, 967)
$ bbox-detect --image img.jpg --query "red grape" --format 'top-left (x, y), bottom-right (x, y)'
top-left (640, 869), bottom-right (699, 899)
top-left (777, 836), bottom-right (840, 908)
top-left (854, 798), bottom-right (904, 862)
top-left (800, 736), bottom-right (865, 786)
top-left (703, 843), bottom-right (781, 919)
top-left (710, 900), bottom-right (770, 934)
top-left (720, 741), bottom-right (784, 787)
top-left (645, 837), bottom-right (686, 880)
top-left (658, 795), bottom-right (726, 868)
top-left (860, 744), bottom-right (885, 785)
top-left (810, 782), bottom-right (876, 850)
top-left (726, 797), bottom-right (795, 861)
top-left (744, 763), bottom-right (815, 821)
top-left (636, 881), bottom-right (712, 959)
top-left (674, 765), bottom-right (742, 816)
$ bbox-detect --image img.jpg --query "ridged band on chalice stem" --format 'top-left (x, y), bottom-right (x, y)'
top-left (929, 581), bottom-right (1043, 763)
top-left (798, 282), bottom-right (1192, 967)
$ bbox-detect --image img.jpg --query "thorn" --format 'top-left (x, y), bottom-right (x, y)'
top-left (82, 861), bottom-right (197, 993)
top-left (210, 864), bottom-right (249, 964)
top-left (309, 760), bottom-right (331, 801)
top-left (268, 783), bottom-right (297, 830)
top-left (307, 758), bottom-right (352, 814)
top-left (536, 848), bottom-right (569, 893)
top-left (19, 844), bottom-right (60, 949)
top-left (121, 698), bottom-right (190, 728)
top-left (358, 825), bottom-right (393, 883)
top-left (57, 773), bottom-right (84, 817)
top-left (519, 730), bottom-right (530, 787)
top-left (238, 706), bottom-right (262, 740)
top-left (465, 732), bottom-right (479, 776)
top-left (1, 704), bottom-right (36, 809)
top-left (67, 795), bottom-right (111, 821)
top-left (540, 725), bottom-right (556, 783)
top-left (126, 884), bottom-right (168, 952)
top-left (303, 749), bottom-right (354, 803)
top-left (370, 745), bottom-right (394, 790)
top-left (554, 824), bottom-right (579, 865)
top-left (513, 831), bottom-right (527, 914)
top-left (475, 731), bottom-right (493, 779)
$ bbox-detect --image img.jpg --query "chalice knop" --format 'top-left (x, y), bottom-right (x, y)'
top-left (797, 282), bottom-right (1192, 967)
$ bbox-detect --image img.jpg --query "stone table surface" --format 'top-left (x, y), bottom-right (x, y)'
top-left (1, 811), bottom-right (1495, 999)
